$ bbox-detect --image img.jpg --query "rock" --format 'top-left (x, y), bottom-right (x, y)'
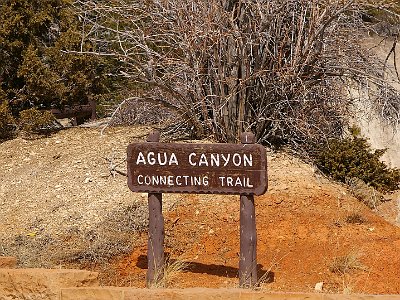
top-left (0, 269), bottom-right (98, 300)
top-left (315, 281), bottom-right (324, 292)
top-left (84, 177), bottom-right (92, 184)
top-left (0, 257), bottom-right (17, 268)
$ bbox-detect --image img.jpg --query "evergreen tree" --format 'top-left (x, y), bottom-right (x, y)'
top-left (0, 0), bottom-right (111, 114)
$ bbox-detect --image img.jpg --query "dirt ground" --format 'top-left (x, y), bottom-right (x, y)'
top-left (1, 125), bottom-right (400, 294)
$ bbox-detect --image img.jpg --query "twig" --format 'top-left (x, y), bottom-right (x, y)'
top-left (104, 156), bottom-right (127, 177)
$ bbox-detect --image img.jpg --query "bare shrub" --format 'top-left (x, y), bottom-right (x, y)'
top-left (0, 202), bottom-right (149, 269)
top-left (330, 251), bottom-right (366, 275)
top-left (1, 233), bottom-right (56, 268)
top-left (102, 202), bottom-right (149, 233)
top-left (72, 0), bottom-right (400, 150)
top-left (108, 98), bottom-right (175, 126)
top-left (65, 203), bottom-right (149, 265)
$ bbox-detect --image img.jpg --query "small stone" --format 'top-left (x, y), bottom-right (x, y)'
top-left (315, 281), bottom-right (324, 292)
top-left (84, 178), bottom-right (92, 184)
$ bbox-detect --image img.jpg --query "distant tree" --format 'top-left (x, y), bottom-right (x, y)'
top-left (0, 0), bottom-right (112, 115)
top-left (72, 0), bottom-right (400, 148)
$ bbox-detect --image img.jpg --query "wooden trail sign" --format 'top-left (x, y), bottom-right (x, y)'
top-left (127, 141), bottom-right (267, 195)
top-left (127, 131), bottom-right (267, 288)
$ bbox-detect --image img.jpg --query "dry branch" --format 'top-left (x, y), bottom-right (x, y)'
top-left (73, 0), bottom-right (400, 150)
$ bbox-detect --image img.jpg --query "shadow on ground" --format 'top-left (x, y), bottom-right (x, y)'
top-left (136, 254), bottom-right (274, 283)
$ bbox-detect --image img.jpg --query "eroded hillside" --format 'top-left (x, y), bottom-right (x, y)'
top-left (0, 126), bottom-right (400, 293)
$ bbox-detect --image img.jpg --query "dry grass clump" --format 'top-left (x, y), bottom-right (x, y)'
top-left (329, 250), bottom-right (369, 294)
top-left (149, 257), bottom-right (189, 289)
top-left (346, 177), bottom-right (383, 209)
top-left (345, 212), bottom-right (366, 224)
top-left (330, 251), bottom-right (366, 275)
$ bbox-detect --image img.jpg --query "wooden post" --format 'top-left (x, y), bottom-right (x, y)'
top-left (146, 130), bottom-right (164, 287)
top-left (89, 98), bottom-right (97, 120)
top-left (239, 132), bottom-right (257, 288)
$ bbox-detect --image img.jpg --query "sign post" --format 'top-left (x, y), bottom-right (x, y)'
top-left (239, 132), bottom-right (257, 287)
top-left (127, 131), bottom-right (267, 288)
top-left (145, 130), bottom-right (164, 286)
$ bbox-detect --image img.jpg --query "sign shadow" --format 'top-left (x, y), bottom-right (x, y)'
top-left (136, 254), bottom-right (274, 283)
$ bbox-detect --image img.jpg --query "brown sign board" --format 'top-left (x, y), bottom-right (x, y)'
top-left (127, 142), bottom-right (267, 195)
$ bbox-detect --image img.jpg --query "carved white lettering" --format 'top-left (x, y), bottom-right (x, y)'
top-left (158, 153), bottom-right (168, 166)
top-left (168, 175), bottom-right (174, 186)
top-left (160, 176), bottom-right (167, 185)
top-left (210, 154), bottom-right (220, 167)
top-left (169, 153), bottom-right (179, 165)
top-left (232, 153), bottom-right (241, 167)
top-left (198, 154), bottom-right (209, 167)
top-left (182, 175), bottom-right (189, 185)
top-left (193, 176), bottom-right (201, 185)
top-left (188, 153), bottom-right (196, 166)
top-left (152, 175), bottom-right (159, 185)
top-left (185, 152), bottom-right (255, 168)
top-left (221, 154), bottom-right (231, 166)
top-left (147, 152), bottom-right (156, 165)
top-left (218, 176), bottom-right (226, 186)
top-left (136, 174), bottom-right (210, 187)
top-left (136, 152), bottom-right (146, 165)
top-left (218, 176), bottom-right (254, 188)
top-left (136, 151), bottom-right (179, 166)
top-left (136, 174), bottom-right (252, 189)
top-left (243, 154), bottom-right (252, 167)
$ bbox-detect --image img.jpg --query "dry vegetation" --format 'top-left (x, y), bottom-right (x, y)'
top-left (330, 250), bottom-right (366, 275)
top-left (72, 0), bottom-right (400, 152)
